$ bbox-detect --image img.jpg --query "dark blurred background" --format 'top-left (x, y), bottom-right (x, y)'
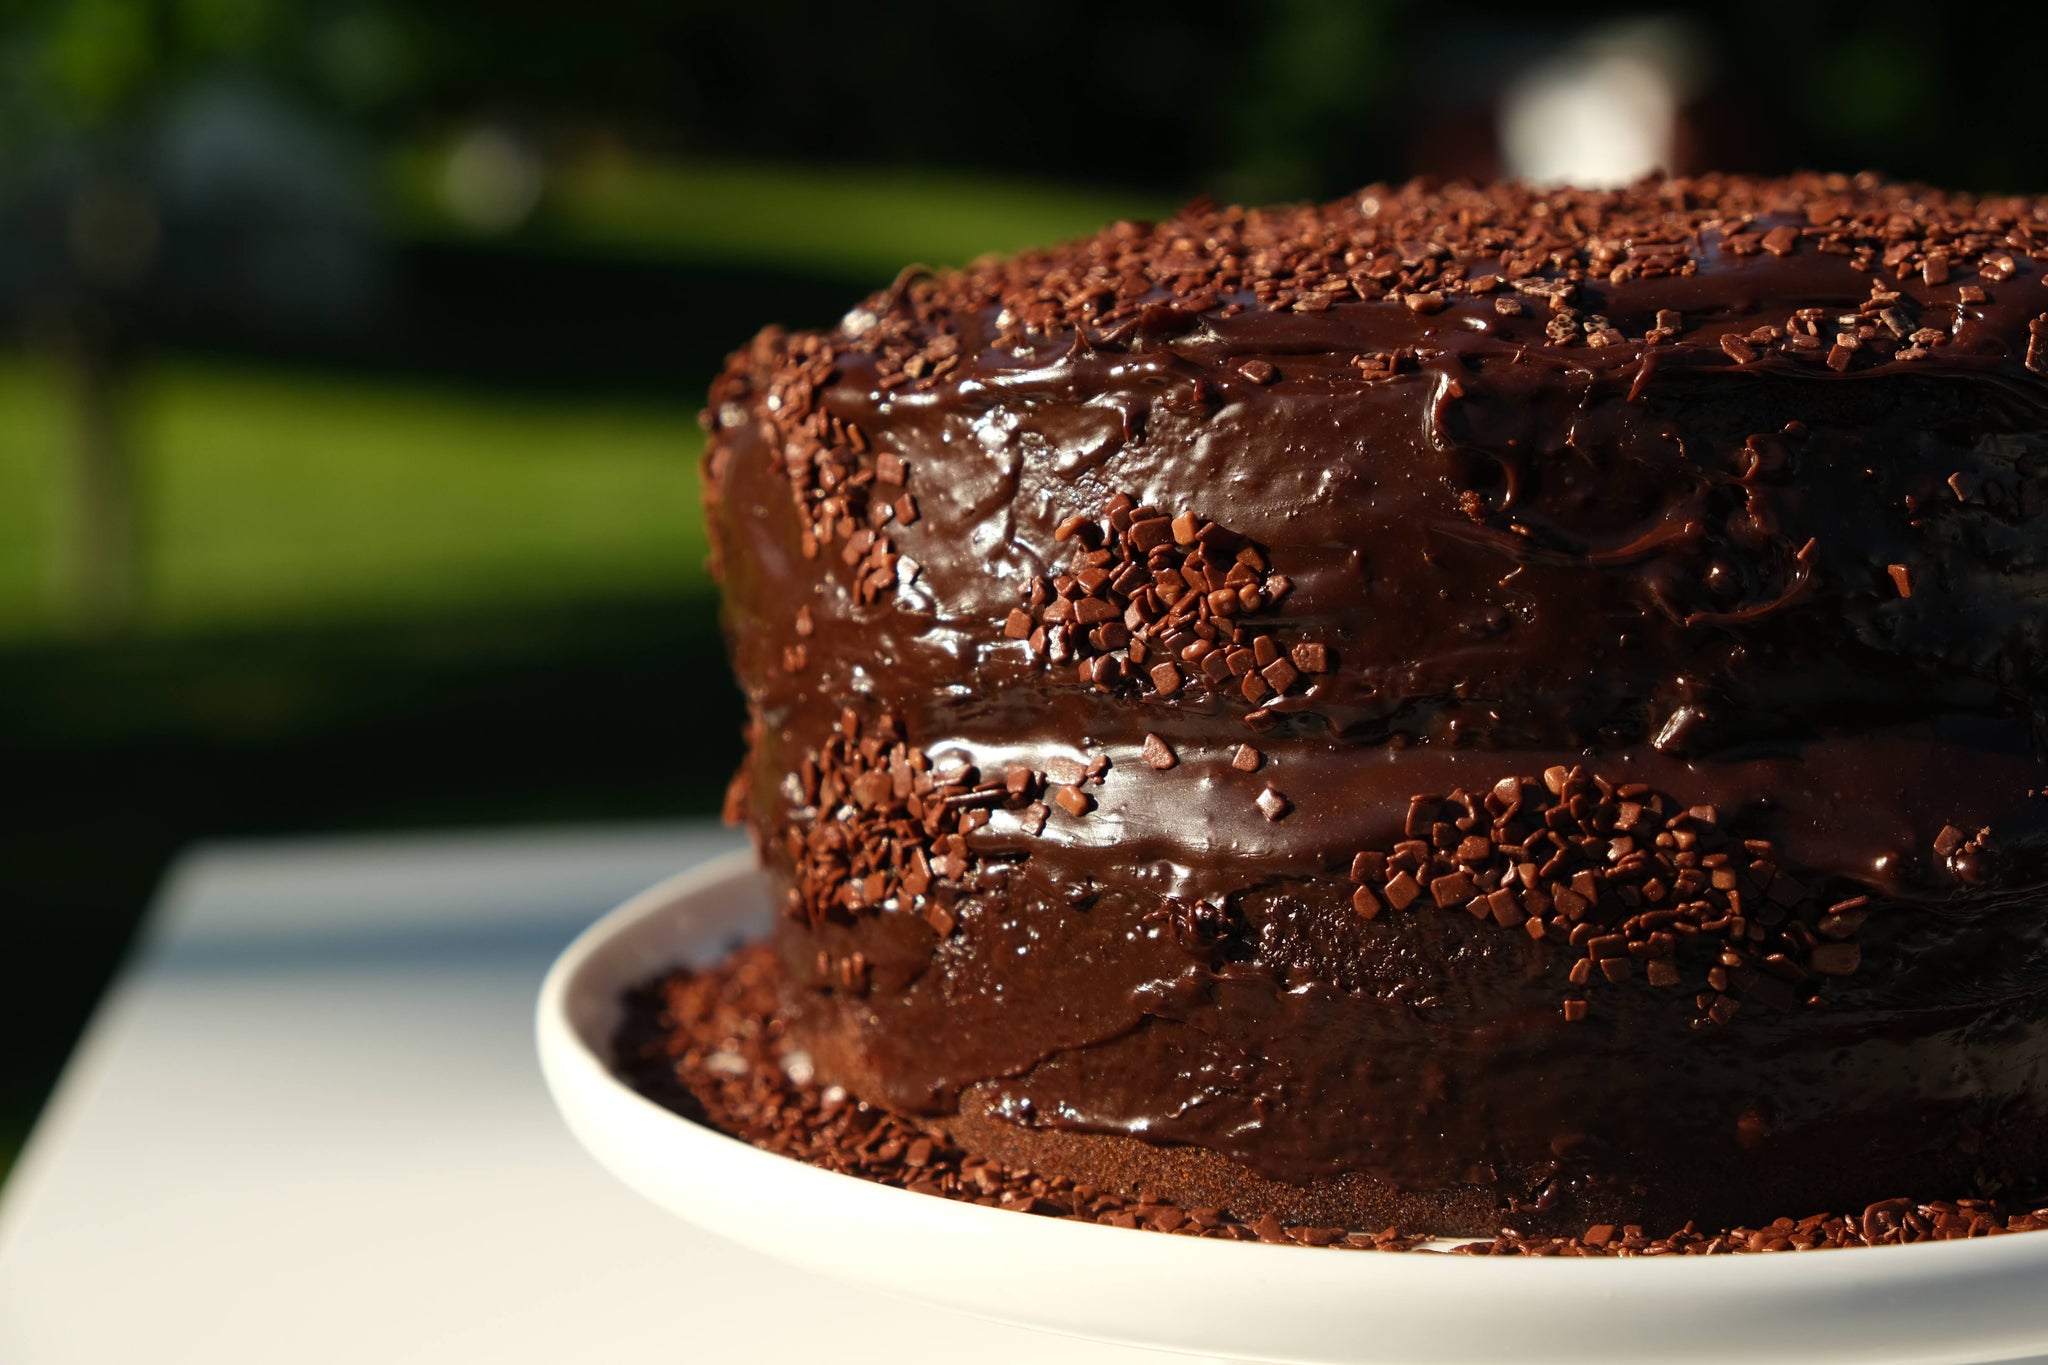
top-left (0, 0), bottom-right (2041, 1176)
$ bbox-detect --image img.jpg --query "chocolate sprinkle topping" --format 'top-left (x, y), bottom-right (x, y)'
top-left (778, 707), bottom-right (1027, 928)
top-left (1342, 765), bottom-right (1880, 1022)
top-left (1018, 494), bottom-right (1300, 705)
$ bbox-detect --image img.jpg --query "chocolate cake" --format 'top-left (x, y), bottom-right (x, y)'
top-left (697, 173), bottom-right (2048, 1238)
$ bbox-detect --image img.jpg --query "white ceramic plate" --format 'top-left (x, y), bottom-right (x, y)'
top-left (537, 851), bottom-right (2048, 1365)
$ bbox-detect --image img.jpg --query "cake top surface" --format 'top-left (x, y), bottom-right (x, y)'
top-left (796, 171), bottom-right (2048, 387)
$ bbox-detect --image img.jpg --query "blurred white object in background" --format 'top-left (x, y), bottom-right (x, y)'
top-left (440, 125), bottom-right (546, 233)
top-left (1500, 15), bottom-right (1710, 187)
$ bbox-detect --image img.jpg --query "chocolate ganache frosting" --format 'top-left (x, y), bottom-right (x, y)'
top-left (701, 173), bottom-right (2048, 1235)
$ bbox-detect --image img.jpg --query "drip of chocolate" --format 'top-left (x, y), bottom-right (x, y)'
top-left (702, 173), bottom-right (2048, 1235)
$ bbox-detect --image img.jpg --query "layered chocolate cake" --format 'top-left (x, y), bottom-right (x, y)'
top-left (697, 173), bottom-right (2048, 1237)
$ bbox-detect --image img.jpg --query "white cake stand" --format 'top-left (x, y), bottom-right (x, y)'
top-left (538, 851), bottom-right (2048, 1365)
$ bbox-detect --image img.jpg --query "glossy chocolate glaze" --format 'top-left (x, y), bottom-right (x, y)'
top-left (704, 187), bottom-right (2048, 1232)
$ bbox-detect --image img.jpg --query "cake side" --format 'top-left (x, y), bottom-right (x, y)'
top-left (702, 173), bottom-right (2048, 1233)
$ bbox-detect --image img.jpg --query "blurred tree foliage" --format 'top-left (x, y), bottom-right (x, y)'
top-left (10, 0), bottom-right (2048, 209)
top-left (2, 0), bottom-right (403, 134)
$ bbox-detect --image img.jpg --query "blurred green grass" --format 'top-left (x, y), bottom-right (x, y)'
top-left (0, 156), bottom-right (1164, 641)
top-left (0, 365), bottom-right (63, 637)
top-left (0, 358), bottom-right (710, 638)
top-left (401, 150), bottom-right (1167, 280)
top-left (550, 159), bottom-right (1161, 276)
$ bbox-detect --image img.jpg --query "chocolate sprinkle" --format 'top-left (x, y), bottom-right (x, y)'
top-left (1015, 493), bottom-right (1304, 708)
top-left (1342, 765), bottom-right (1888, 1023)
top-left (777, 708), bottom-right (1030, 928)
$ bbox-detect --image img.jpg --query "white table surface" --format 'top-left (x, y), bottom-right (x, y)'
top-left (0, 822), bottom-right (1172, 1363)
